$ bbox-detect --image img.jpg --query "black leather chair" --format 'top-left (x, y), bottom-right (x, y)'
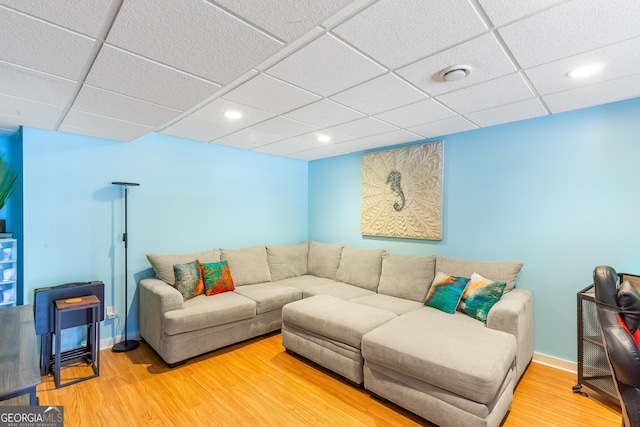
top-left (593, 266), bottom-right (640, 427)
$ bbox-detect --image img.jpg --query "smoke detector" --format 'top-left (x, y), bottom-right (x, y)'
top-left (439, 65), bottom-right (472, 82)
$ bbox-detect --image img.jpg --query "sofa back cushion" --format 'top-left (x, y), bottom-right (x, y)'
top-left (267, 243), bottom-right (309, 282)
top-left (146, 250), bottom-right (221, 285)
top-left (221, 246), bottom-right (271, 286)
top-left (377, 254), bottom-right (436, 302)
top-left (307, 241), bottom-right (344, 280)
top-left (335, 246), bottom-right (385, 291)
top-left (435, 256), bottom-right (523, 292)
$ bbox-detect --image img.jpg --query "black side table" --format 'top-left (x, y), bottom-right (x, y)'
top-left (54, 295), bottom-right (101, 388)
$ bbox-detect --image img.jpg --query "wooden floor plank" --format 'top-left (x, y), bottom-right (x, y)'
top-left (35, 332), bottom-right (621, 426)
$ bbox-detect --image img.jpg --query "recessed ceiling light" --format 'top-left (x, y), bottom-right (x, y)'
top-left (316, 134), bottom-right (331, 143)
top-left (439, 64), bottom-right (472, 82)
top-left (567, 63), bottom-right (604, 79)
top-left (224, 110), bottom-right (242, 119)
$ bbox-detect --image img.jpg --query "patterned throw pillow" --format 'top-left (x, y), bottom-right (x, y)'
top-left (173, 261), bottom-right (204, 301)
top-left (458, 272), bottom-right (507, 323)
top-left (425, 272), bottom-right (469, 314)
top-left (201, 260), bottom-right (235, 296)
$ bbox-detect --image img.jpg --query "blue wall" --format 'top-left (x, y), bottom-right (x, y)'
top-left (21, 128), bottom-right (308, 346)
top-left (309, 97), bottom-right (640, 363)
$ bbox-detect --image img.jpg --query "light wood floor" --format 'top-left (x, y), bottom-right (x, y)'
top-left (34, 332), bottom-right (621, 427)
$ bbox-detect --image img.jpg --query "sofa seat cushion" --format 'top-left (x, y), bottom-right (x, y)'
top-left (233, 283), bottom-right (302, 314)
top-left (282, 294), bottom-right (397, 349)
top-left (163, 292), bottom-right (256, 336)
top-left (275, 275), bottom-right (336, 291)
top-left (361, 307), bottom-right (517, 404)
top-left (350, 294), bottom-right (424, 316)
top-left (303, 282), bottom-right (375, 300)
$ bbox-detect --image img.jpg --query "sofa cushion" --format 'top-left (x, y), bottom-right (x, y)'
top-left (266, 243), bottom-right (308, 282)
top-left (436, 256), bottom-right (523, 293)
top-left (377, 253), bottom-right (436, 302)
top-left (233, 283), bottom-right (302, 315)
top-left (459, 272), bottom-right (507, 323)
top-left (201, 260), bottom-right (235, 296)
top-left (335, 246), bottom-right (385, 291)
top-left (307, 241), bottom-right (344, 280)
top-left (221, 246), bottom-right (271, 286)
top-left (350, 294), bottom-right (423, 316)
top-left (361, 307), bottom-right (517, 404)
top-left (275, 275), bottom-right (336, 291)
top-left (163, 292), bottom-right (256, 336)
top-left (173, 261), bottom-right (205, 301)
top-left (425, 272), bottom-right (469, 314)
top-left (147, 250), bottom-right (221, 285)
top-left (282, 294), bottom-right (397, 349)
top-left (303, 282), bottom-right (375, 300)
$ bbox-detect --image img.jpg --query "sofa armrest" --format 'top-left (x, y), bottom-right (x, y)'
top-left (139, 278), bottom-right (183, 353)
top-left (486, 288), bottom-right (534, 382)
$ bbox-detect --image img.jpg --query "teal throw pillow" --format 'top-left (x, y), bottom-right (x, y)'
top-left (173, 261), bottom-right (204, 301)
top-left (458, 272), bottom-right (506, 323)
top-left (425, 272), bottom-right (469, 314)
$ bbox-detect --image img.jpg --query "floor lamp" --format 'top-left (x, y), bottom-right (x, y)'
top-left (112, 181), bottom-right (140, 352)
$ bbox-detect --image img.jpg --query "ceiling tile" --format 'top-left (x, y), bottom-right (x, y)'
top-left (407, 116), bottom-right (478, 138)
top-left (476, 0), bottom-right (566, 26)
top-left (0, 7), bottom-right (94, 80)
top-left (258, 138), bottom-right (320, 154)
top-left (223, 74), bottom-right (320, 114)
top-left (284, 99), bottom-right (365, 127)
top-left (287, 145), bottom-right (349, 161)
top-left (0, 112), bottom-right (59, 131)
top-left (193, 98), bottom-right (275, 127)
top-left (213, 0), bottom-right (353, 42)
top-left (464, 98), bottom-right (548, 128)
top-left (266, 34), bottom-right (385, 96)
top-left (330, 73), bottom-right (427, 115)
top-left (251, 144), bottom-right (295, 157)
top-left (213, 128), bottom-right (284, 149)
top-left (396, 33), bottom-right (517, 97)
top-left (328, 117), bottom-right (398, 138)
top-left (332, 139), bottom-right (377, 153)
top-left (0, 93), bottom-right (63, 128)
top-left (0, 61), bottom-right (76, 106)
top-left (85, 46), bottom-right (220, 110)
top-left (436, 73), bottom-right (534, 115)
top-left (333, 0), bottom-right (487, 69)
top-left (106, 0), bottom-right (282, 85)
top-left (58, 124), bottom-right (144, 142)
top-left (542, 73), bottom-right (640, 114)
top-left (250, 116), bottom-right (319, 138)
top-left (373, 99), bottom-right (455, 128)
top-left (361, 129), bottom-right (422, 147)
top-left (61, 110), bottom-right (154, 141)
top-left (293, 129), bottom-right (354, 145)
top-left (498, 0), bottom-right (640, 68)
top-left (525, 36), bottom-right (640, 95)
top-left (160, 115), bottom-right (239, 142)
top-left (0, 0), bottom-right (113, 37)
top-left (73, 85), bottom-right (181, 127)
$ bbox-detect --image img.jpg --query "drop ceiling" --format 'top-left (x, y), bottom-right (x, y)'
top-left (1, 0), bottom-right (639, 160)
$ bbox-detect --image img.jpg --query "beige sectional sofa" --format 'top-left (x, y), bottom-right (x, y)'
top-left (139, 241), bottom-right (533, 427)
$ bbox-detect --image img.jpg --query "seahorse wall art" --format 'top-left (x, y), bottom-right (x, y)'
top-left (361, 141), bottom-right (443, 240)
top-left (385, 170), bottom-right (406, 211)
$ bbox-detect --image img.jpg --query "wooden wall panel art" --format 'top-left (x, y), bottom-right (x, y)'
top-left (361, 141), bottom-right (443, 240)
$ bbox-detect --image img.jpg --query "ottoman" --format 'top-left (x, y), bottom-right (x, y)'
top-left (282, 294), bottom-right (397, 384)
top-left (362, 308), bottom-right (517, 427)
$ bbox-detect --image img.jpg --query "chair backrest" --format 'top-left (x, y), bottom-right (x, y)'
top-left (593, 266), bottom-right (640, 427)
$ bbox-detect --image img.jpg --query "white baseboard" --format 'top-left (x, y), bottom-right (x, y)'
top-left (532, 352), bottom-right (577, 374)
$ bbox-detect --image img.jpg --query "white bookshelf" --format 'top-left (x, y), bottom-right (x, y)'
top-left (0, 238), bottom-right (17, 308)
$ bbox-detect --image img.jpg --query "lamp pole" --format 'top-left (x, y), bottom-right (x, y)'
top-left (111, 181), bottom-right (140, 352)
